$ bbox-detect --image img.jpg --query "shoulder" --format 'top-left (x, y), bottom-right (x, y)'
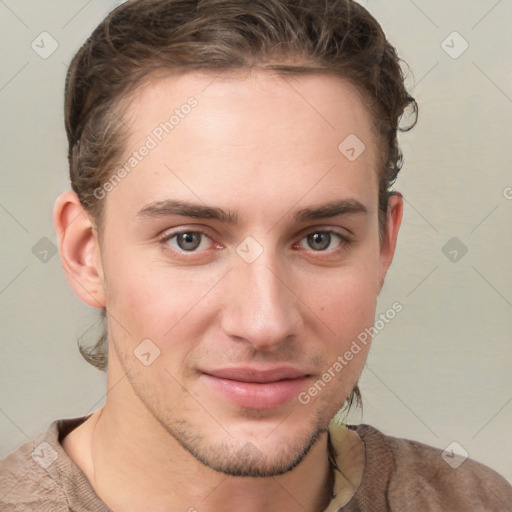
top-left (0, 416), bottom-right (94, 512)
top-left (0, 422), bottom-right (69, 511)
top-left (352, 424), bottom-right (512, 511)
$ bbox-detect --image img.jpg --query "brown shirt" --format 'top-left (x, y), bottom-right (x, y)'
top-left (1, 415), bottom-right (511, 511)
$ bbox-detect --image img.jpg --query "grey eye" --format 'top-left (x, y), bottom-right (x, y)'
top-left (174, 232), bottom-right (203, 251)
top-left (306, 232), bottom-right (332, 251)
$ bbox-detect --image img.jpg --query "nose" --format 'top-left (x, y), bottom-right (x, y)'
top-left (220, 251), bottom-right (303, 351)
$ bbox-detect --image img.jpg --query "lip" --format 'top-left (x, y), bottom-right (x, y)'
top-left (200, 366), bottom-right (310, 410)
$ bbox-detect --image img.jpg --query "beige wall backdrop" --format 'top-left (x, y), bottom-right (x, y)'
top-left (1, 0), bottom-right (511, 483)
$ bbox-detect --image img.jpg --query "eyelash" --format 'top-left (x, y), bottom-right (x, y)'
top-left (295, 229), bottom-right (352, 252)
top-left (158, 228), bottom-right (352, 257)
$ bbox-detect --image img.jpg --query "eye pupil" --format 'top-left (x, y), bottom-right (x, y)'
top-left (308, 232), bottom-right (331, 251)
top-left (177, 232), bottom-right (201, 251)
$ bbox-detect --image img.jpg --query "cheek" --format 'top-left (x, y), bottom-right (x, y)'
top-left (310, 256), bottom-right (380, 337)
top-left (102, 249), bottom-right (223, 354)
top-left (314, 282), bottom-right (375, 381)
top-left (306, 271), bottom-right (376, 397)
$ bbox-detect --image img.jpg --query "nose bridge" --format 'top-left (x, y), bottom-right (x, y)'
top-left (221, 246), bottom-right (302, 349)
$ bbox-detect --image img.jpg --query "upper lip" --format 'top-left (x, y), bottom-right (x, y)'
top-left (203, 367), bottom-right (309, 383)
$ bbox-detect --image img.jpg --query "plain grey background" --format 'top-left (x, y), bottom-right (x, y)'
top-left (1, 0), bottom-right (511, 484)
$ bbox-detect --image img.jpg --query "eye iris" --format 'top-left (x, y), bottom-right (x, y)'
top-left (177, 232), bottom-right (201, 251)
top-left (308, 232), bottom-right (331, 250)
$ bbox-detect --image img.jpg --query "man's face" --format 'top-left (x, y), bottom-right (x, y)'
top-left (96, 70), bottom-right (393, 476)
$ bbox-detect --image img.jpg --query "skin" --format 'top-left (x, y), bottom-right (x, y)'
top-left (55, 69), bottom-right (403, 512)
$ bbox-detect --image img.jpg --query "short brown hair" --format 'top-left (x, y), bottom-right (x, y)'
top-left (65, 0), bottom-right (417, 399)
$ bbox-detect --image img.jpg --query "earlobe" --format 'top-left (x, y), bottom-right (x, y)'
top-left (53, 191), bottom-right (106, 308)
top-left (378, 191), bottom-right (404, 292)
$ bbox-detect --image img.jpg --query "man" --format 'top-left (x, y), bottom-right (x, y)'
top-left (1, 0), bottom-right (511, 510)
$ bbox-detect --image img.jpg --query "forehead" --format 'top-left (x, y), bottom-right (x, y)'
top-left (125, 69), bottom-right (376, 148)
top-left (106, 69), bottom-right (380, 221)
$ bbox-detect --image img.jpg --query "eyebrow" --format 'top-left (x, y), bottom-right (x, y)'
top-left (135, 198), bottom-right (368, 224)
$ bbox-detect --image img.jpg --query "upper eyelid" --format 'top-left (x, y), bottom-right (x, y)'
top-left (159, 226), bottom-right (214, 241)
top-left (160, 225), bottom-right (351, 239)
top-left (296, 226), bottom-right (353, 243)
top-left (161, 220), bottom-right (352, 232)
top-left (159, 227), bottom-right (351, 251)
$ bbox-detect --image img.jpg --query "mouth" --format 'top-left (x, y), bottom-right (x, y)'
top-left (200, 366), bottom-right (311, 410)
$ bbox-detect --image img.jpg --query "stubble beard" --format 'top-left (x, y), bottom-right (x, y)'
top-left (140, 393), bottom-right (331, 477)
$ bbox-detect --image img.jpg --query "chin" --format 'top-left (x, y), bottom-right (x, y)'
top-left (157, 410), bottom-right (330, 478)
top-left (190, 428), bottom-right (326, 477)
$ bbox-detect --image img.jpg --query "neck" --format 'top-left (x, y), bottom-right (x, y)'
top-left (90, 407), bottom-right (332, 512)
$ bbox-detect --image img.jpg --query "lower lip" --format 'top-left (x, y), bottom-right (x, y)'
top-left (201, 374), bottom-right (309, 409)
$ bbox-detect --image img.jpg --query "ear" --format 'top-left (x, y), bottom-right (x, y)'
top-left (378, 191), bottom-right (403, 293)
top-left (53, 191), bottom-right (106, 308)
